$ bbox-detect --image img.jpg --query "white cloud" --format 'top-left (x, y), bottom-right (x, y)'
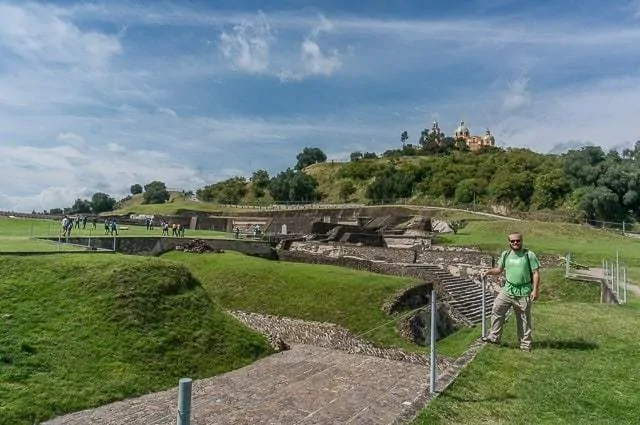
top-left (502, 77), bottom-right (532, 112)
top-left (0, 3), bottom-right (121, 68)
top-left (56, 132), bottom-right (86, 148)
top-left (300, 39), bottom-right (341, 76)
top-left (219, 12), bottom-right (273, 73)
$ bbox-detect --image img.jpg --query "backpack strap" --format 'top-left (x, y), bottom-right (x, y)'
top-left (499, 250), bottom-right (509, 270)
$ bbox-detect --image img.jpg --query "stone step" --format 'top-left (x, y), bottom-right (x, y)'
top-left (445, 288), bottom-right (491, 300)
top-left (442, 282), bottom-right (480, 292)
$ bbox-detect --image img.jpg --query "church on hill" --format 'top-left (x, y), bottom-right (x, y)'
top-left (427, 120), bottom-right (496, 152)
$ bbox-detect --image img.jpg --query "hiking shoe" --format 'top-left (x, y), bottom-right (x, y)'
top-left (481, 337), bottom-right (499, 345)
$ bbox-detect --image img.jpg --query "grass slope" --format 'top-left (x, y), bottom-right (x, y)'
top-left (413, 300), bottom-right (640, 424)
top-left (433, 215), bottom-right (640, 281)
top-left (0, 255), bottom-right (272, 425)
top-left (162, 250), bottom-right (422, 350)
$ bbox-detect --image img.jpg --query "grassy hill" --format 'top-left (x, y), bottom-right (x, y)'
top-left (0, 255), bottom-right (272, 425)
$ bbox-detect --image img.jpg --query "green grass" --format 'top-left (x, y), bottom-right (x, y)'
top-left (0, 237), bottom-right (84, 252)
top-left (413, 301), bottom-right (640, 425)
top-left (162, 250), bottom-right (425, 351)
top-left (411, 214), bottom-right (640, 424)
top-left (0, 217), bottom-right (231, 253)
top-left (0, 217), bottom-right (229, 239)
top-left (434, 215), bottom-right (640, 282)
top-left (0, 255), bottom-right (272, 425)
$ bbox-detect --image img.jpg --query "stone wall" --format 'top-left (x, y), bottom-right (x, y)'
top-left (288, 241), bottom-right (494, 267)
top-left (42, 237), bottom-right (276, 258)
top-left (277, 249), bottom-right (438, 281)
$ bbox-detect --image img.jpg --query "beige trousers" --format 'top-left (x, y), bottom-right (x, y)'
top-left (487, 290), bottom-right (532, 349)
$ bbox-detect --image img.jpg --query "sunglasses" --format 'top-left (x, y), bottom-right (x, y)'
top-left (509, 239), bottom-right (521, 243)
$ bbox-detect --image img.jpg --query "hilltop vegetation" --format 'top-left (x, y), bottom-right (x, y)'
top-left (41, 138), bottom-right (640, 227)
top-left (147, 144), bottom-right (640, 224)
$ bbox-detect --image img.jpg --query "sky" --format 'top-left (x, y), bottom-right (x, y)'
top-left (1, 0), bottom-right (640, 212)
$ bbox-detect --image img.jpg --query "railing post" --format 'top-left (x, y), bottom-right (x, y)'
top-left (429, 288), bottom-right (437, 394)
top-left (177, 377), bottom-right (192, 425)
top-left (623, 267), bottom-right (627, 304)
top-left (481, 277), bottom-right (486, 339)
top-left (616, 251), bottom-right (620, 299)
top-left (565, 253), bottom-right (570, 277)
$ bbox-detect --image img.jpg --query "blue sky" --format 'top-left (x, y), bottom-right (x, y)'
top-left (1, 0), bottom-right (640, 211)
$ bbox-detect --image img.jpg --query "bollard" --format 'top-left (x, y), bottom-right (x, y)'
top-left (429, 289), bottom-right (437, 394)
top-left (177, 378), bottom-right (192, 425)
top-left (112, 236), bottom-right (116, 252)
top-left (481, 277), bottom-right (486, 339)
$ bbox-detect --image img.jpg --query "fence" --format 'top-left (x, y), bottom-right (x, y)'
top-left (563, 252), bottom-right (629, 305)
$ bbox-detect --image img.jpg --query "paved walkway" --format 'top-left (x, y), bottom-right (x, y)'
top-left (569, 267), bottom-right (640, 297)
top-left (44, 344), bottom-right (457, 425)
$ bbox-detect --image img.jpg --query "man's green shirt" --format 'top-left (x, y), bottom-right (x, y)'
top-left (498, 249), bottom-right (541, 297)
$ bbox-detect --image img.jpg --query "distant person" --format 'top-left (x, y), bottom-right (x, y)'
top-left (480, 232), bottom-right (540, 352)
top-left (91, 216), bottom-right (97, 230)
top-left (104, 219), bottom-right (110, 235)
top-left (110, 219), bottom-right (118, 236)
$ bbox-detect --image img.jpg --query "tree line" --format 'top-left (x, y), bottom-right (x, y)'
top-left (195, 142), bottom-right (640, 224)
top-left (50, 135), bottom-right (640, 225)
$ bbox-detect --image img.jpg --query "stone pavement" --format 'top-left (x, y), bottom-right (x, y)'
top-left (44, 344), bottom-right (451, 425)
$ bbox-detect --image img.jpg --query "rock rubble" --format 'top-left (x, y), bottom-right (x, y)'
top-left (229, 310), bottom-right (452, 368)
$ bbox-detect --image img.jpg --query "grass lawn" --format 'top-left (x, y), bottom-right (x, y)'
top-left (412, 213), bottom-right (640, 424)
top-left (0, 255), bottom-right (272, 425)
top-left (0, 237), bottom-right (85, 252)
top-left (432, 215), bottom-right (640, 282)
top-left (162, 250), bottom-right (425, 351)
top-left (413, 300), bottom-right (640, 425)
top-left (0, 217), bottom-right (231, 253)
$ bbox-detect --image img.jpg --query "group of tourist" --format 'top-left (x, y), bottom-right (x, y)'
top-left (60, 214), bottom-right (98, 237)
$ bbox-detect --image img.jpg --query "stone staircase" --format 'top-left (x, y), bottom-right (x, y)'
top-left (406, 264), bottom-right (494, 324)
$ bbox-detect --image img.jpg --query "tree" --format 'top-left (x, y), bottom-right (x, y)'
top-left (350, 151), bottom-right (363, 162)
top-left (339, 180), bottom-right (357, 202)
top-left (71, 198), bottom-right (92, 213)
top-left (251, 170), bottom-right (270, 197)
top-left (295, 147), bottom-right (327, 170)
top-left (130, 184), bottom-right (143, 195)
top-left (268, 169), bottom-right (320, 203)
top-left (91, 192), bottom-right (116, 213)
top-left (143, 181), bottom-right (170, 204)
top-left (401, 131), bottom-right (408, 148)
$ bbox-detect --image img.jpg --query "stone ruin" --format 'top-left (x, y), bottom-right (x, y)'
top-left (176, 239), bottom-right (225, 254)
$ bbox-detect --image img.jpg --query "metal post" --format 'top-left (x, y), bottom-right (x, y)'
top-left (481, 277), bottom-right (486, 339)
top-left (623, 268), bottom-right (627, 304)
top-left (177, 378), bottom-right (192, 425)
top-left (429, 289), bottom-right (437, 394)
top-left (565, 253), bottom-right (570, 277)
top-left (616, 251), bottom-right (620, 299)
top-left (113, 236), bottom-right (116, 252)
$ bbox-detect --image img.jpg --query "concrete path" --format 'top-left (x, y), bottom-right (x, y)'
top-left (572, 267), bottom-right (640, 297)
top-left (44, 344), bottom-right (447, 425)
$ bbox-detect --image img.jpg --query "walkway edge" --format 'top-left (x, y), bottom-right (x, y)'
top-left (392, 339), bottom-right (486, 424)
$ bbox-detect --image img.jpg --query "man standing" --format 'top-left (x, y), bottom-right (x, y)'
top-left (480, 232), bottom-right (540, 352)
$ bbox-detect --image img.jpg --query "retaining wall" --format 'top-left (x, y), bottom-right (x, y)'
top-left (41, 237), bottom-right (276, 258)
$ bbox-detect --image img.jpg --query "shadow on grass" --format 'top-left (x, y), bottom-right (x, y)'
top-left (534, 339), bottom-right (599, 350)
top-left (445, 393), bottom-right (518, 403)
